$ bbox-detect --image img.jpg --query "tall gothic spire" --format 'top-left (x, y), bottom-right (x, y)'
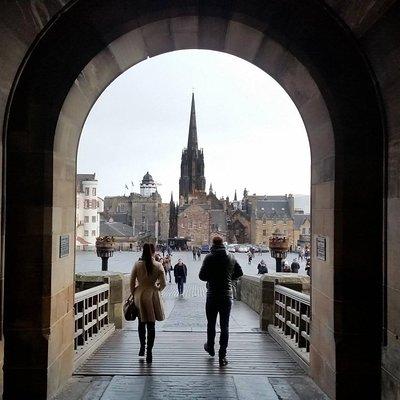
top-left (234, 189), bottom-right (237, 201)
top-left (187, 93), bottom-right (198, 150)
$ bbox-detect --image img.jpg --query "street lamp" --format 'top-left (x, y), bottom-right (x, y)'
top-left (269, 232), bottom-right (290, 272)
top-left (96, 236), bottom-right (115, 271)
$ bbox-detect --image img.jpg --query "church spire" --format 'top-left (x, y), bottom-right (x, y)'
top-left (234, 189), bottom-right (237, 201)
top-left (187, 93), bottom-right (198, 150)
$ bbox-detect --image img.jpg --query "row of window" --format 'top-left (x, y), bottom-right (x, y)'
top-left (83, 215), bottom-right (98, 223)
top-left (84, 199), bottom-right (99, 209)
top-left (84, 187), bottom-right (97, 196)
top-left (84, 230), bottom-right (97, 237)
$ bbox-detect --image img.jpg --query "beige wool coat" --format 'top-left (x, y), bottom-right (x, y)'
top-left (130, 259), bottom-right (166, 322)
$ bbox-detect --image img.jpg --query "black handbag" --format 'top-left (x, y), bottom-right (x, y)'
top-left (123, 295), bottom-right (138, 321)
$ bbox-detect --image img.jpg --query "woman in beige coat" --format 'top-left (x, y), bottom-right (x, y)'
top-left (130, 243), bottom-right (166, 363)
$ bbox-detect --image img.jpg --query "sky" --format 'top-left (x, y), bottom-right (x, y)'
top-left (78, 49), bottom-right (310, 204)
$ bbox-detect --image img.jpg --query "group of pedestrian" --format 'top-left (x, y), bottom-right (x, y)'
top-left (154, 252), bottom-right (188, 294)
top-left (130, 236), bottom-right (243, 367)
top-left (192, 247), bottom-right (202, 261)
top-left (256, 257), bottom-right (303, 274)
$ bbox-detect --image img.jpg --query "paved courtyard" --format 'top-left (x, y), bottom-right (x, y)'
top-left (76, 249), bottom-right (309, 276)
top-left (55, 250), bottom-right (326, 399)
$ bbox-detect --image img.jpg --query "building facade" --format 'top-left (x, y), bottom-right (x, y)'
top-left (104, 172), bottom-right (170, 243)
top-left (179, 93), bottom-right (206, 205)
top-left (175, 95), bottom-right (227, 246)
top-left (76, 174), bottom-right (104, 250)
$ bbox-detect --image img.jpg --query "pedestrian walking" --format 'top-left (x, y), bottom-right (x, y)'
top-left (163, 255), bottom-right (173, 283)
top-left (282, 260), bottom-right (291, 272)
top-left (130, 243), bottom-right (166, 364)
top-left (192, 247), bottom-right (197, 260)
top-left (247, 250), bottom-right (253, 264)
top-left (305, 258), bottom-right (311, 276)
top-left (174, 259), bottom-right (187, 296)
top-left (199, 236), bottom-right (243, 367)
top-left (290, 258), bottom-right (300, 273)
top-left (197, 248), bottom-right (202, 260)
top-left (257, 259), bottom-right (268, 274)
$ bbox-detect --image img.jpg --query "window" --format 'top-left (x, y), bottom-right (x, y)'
top-left (92, 216), bottom-right (96, 223)
top-left (92, 230), bottom-right (96, 236)
top-left (84, 200), bottom-right (90, 209)
top-left (92, 188), bottom-right (96, 196)
top-left (142, 204), bottom-right (146, 212)
top-left (263, 229), bottom-right (267, 236)
top-left (84, 230), bottom-right (89, 236)
top-left (302, 228), bottom-right (306, 234)
top-left (84, 216), bottom-right (89, 223)
top-left (85, 187), bottom-right (89, 196)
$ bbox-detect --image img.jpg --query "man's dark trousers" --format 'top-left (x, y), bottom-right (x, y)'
top-left (206, 295), bottom-right (233, 357)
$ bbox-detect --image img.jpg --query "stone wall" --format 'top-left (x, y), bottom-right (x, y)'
top-left (178, 204), bottom-right (210, 246)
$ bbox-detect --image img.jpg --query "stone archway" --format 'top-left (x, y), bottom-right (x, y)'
top-left (3, 1), bottom-right (384, 399)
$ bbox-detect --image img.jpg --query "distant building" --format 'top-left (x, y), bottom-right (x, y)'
top-left (248, 194), bottom-right (295, 248)
top-left (104, 172), bottom-right (170, 243)
top-left (174, 94), bottom-right (226, 246)
top-left (293, 213), bottom-right (311, 248)
top-left (76, 173), bottom-right (104, 250)
top-left (179, 93), bottom-right (206, 205)
top-left (100, 220), bottom-right (136, 251)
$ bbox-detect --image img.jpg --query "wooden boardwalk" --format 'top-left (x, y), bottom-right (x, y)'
top-left (75, 330), bottom-right (304, 377)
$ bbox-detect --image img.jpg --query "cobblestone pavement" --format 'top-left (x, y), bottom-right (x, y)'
top-left (76, 249), bottom-right (309, 276)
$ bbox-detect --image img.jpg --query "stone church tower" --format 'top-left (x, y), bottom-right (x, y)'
top-left (179, 93), bottom-right (206, 204)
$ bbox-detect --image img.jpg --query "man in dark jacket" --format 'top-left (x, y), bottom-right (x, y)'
top-left (290, 258), bottom-right (300, 273)
top-left (199, 236), bottom-right (243, 366)
top-left (174, 259), bottom-right (187, 296)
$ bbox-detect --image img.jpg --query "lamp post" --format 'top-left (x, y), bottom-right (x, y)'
top-left (96, 236), bottom-right (115, 271)
top-left (269, 232), bottom-right (290, 272)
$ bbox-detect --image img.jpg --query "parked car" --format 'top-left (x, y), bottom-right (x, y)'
top-left (200, 244), bottom-right (210, 253)
top-left (250, 245), bottom-right (261, 253)
top-left (259, 245), bottom-right (269, 253)
top-left (237, 245), bottom-right (249, 253)
top-left (227, 244), bottom-right (236, 253)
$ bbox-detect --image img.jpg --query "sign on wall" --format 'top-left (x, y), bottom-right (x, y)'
top-left (316, 235), bottom-right (326, 261)
top-left (59, 235), bottom-right (70, 258)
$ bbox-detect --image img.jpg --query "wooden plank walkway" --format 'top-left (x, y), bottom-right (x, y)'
top-left (75, 330), bottom-right (304, 377)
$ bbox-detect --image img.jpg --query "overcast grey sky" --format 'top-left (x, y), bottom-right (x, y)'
top-left (78, 50), bottom-right (310, 203)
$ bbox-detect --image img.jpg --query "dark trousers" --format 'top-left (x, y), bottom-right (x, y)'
top-left (206, 296), bottom-right (233, 357)
top-left (165, 269), bottom-right (172, 282)
top-left (177, 278), bottom-right (184, 294)
top-left (138, 318), bottom-right (155, 351)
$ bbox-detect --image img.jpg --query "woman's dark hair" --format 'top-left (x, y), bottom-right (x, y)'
top-left (142, 243), bottom-right (155, 275)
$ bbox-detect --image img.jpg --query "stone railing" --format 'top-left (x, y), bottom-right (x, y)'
top-left (237, 273), bottom-right (310, 330)
top-left (269, 284), bottom-right (310, 370)
top-left (75, 271), bottom-right (131, 329)
top-left (74, 282), bottom-right (115, 368)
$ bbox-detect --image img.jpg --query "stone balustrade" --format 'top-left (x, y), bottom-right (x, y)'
top-left (237, 273), bottom-right (310, 330)
top-left (75, 271), bottom-right (131, 329)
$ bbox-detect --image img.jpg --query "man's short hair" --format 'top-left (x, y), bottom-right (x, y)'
top-left (212, 236), bottom-right (223, 246)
